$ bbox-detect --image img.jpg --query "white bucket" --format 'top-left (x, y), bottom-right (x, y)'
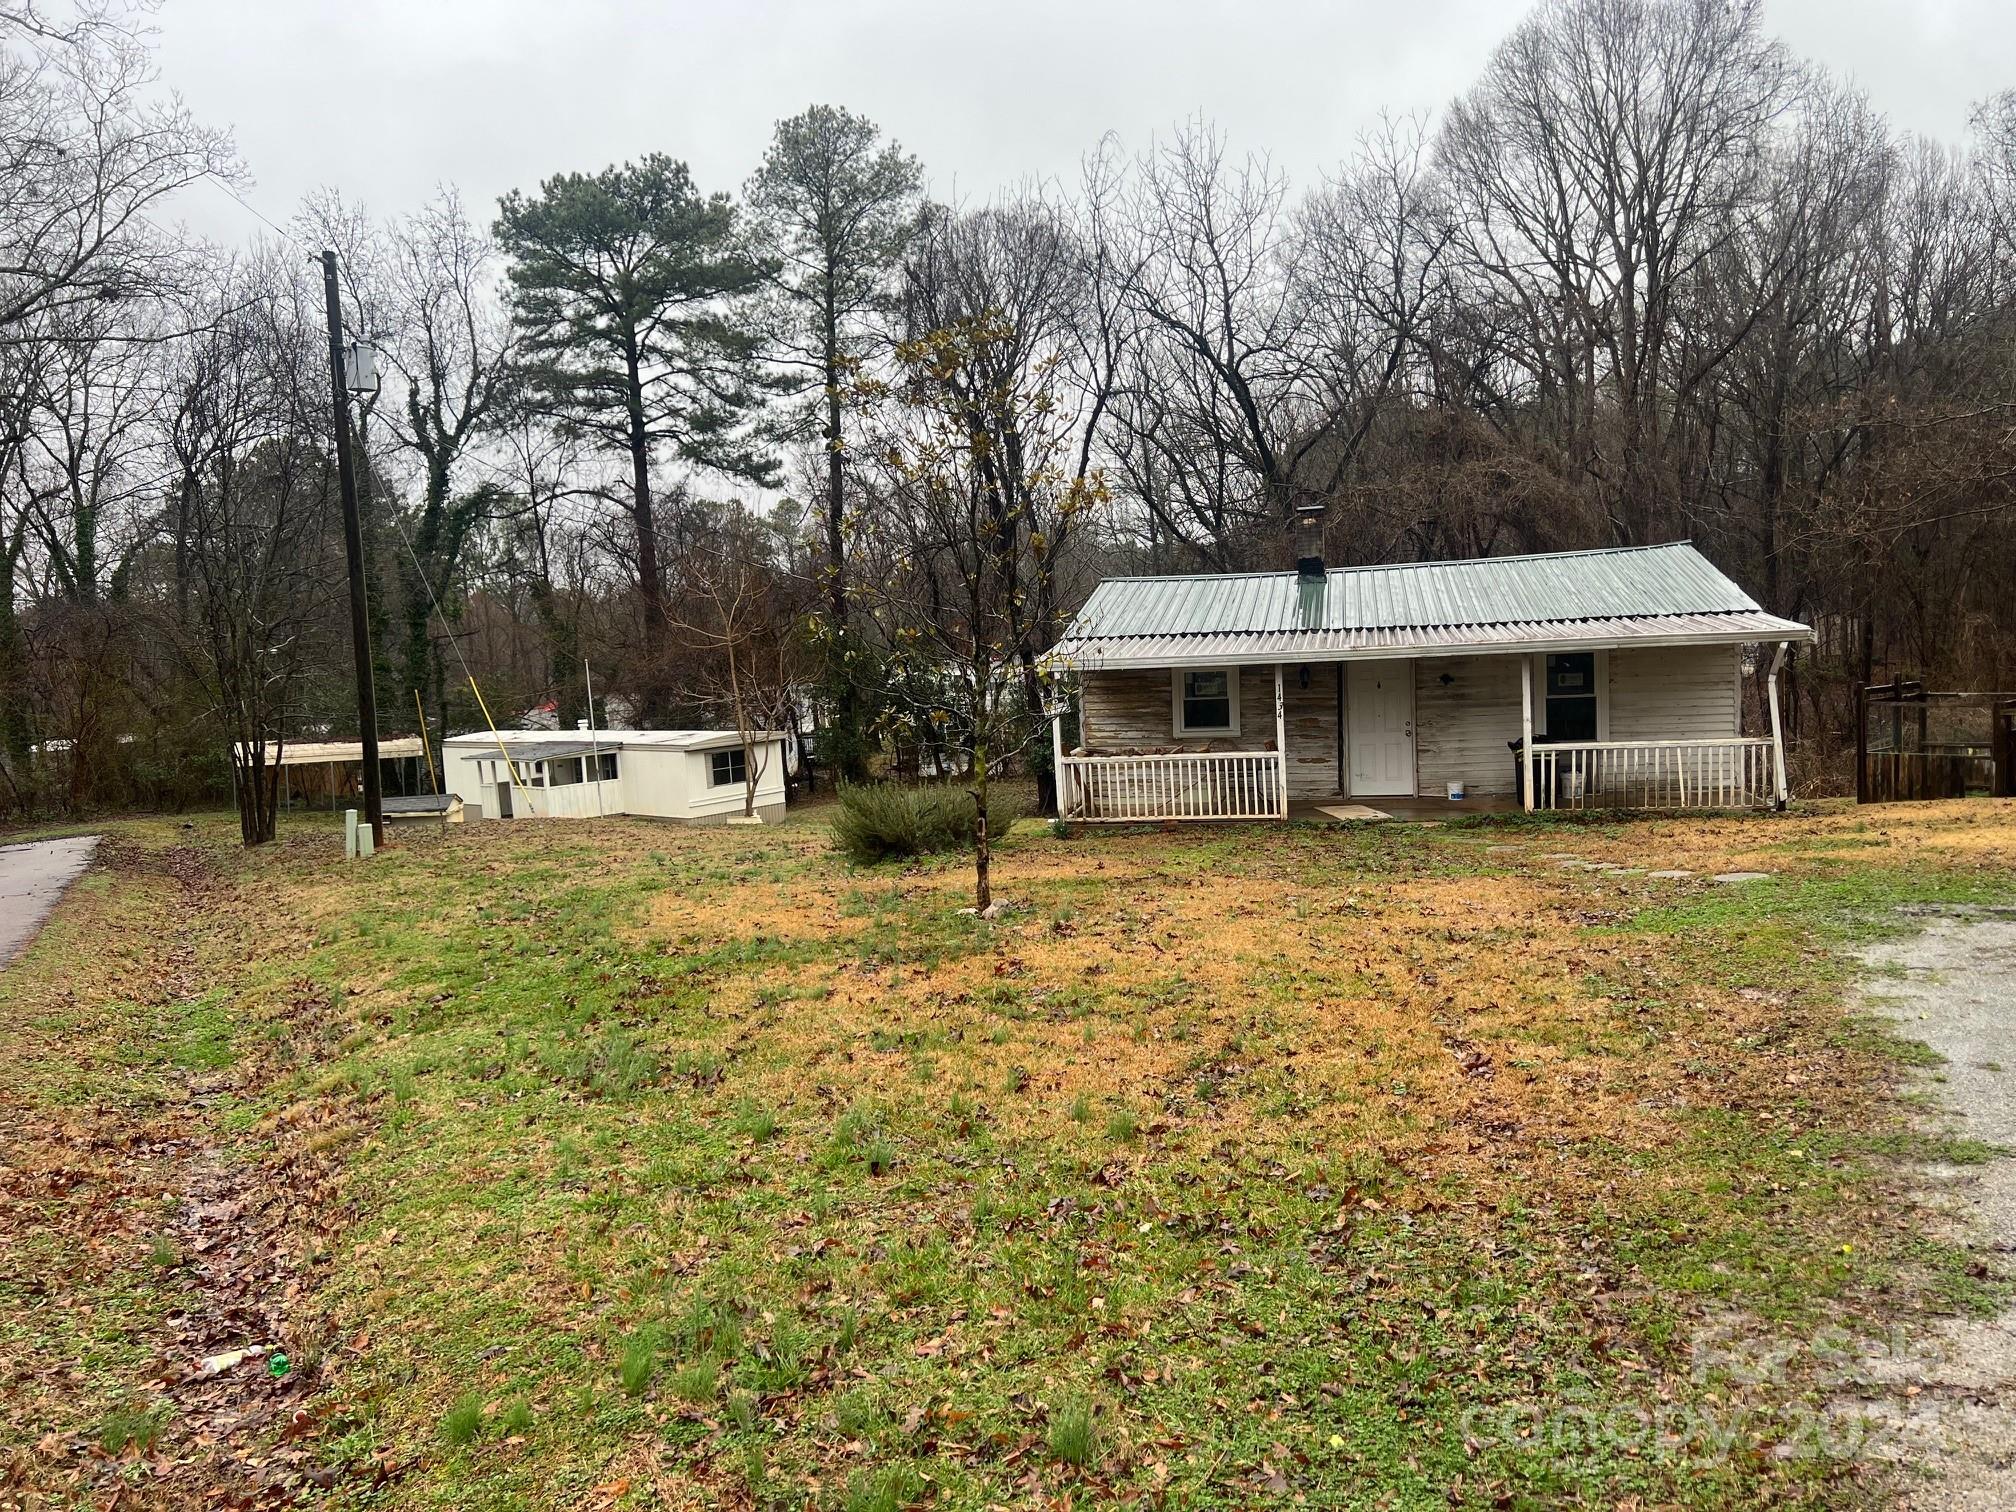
top-left (1446, 780), bottom-right (1466, 801)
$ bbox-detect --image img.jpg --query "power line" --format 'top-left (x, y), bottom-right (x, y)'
top-left (207, 175), bottom-right (312, 254)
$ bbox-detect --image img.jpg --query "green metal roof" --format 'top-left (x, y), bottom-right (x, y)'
top-left (1053, 542), bottom-right (1812, 669)
top-left (1074, 542), bottom-right (1764, 636)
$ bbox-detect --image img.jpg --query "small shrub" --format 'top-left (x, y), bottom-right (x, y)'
top-left (832, 783), bottom-right (1023, 866)
top-left (1047, 1396), bottom-right (1096, 1466)
top-left (442, 1392), bottom-right (485, 1447)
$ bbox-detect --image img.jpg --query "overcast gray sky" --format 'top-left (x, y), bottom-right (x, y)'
top-left (154, 0), bottom-right (2013, 245)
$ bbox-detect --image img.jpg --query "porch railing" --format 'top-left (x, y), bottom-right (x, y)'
top-left (1530, 737), bottom-right (1778, 811)
top-left (1060, 750), bottom-right (1286, 822)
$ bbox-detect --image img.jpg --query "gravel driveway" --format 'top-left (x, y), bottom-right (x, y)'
top-left (1859, 911), bottom-right (2016, 1508)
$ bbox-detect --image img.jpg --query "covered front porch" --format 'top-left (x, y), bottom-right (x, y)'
top-left (1050, 644), bottom-right (1793, 824)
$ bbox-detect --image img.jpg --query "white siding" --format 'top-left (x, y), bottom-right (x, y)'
top-left (443, 746), bottom-right (501, 818)
top-left (1607, 645), bottom-right (1739, 742)
top-left (1414, 654), bottom-right (1522, 797)
top-left (436, 737), bottom-right (786, 823)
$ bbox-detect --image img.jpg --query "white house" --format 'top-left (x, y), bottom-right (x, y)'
top-left (1047, 537), bottom-right (1812, 821)
top-left (441, 729), bottom-right (787, 825)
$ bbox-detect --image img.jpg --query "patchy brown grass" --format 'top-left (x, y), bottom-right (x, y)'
top-left (8, 798), bottom-right (2016, 1509)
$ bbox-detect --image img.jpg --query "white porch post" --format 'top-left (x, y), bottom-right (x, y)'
top-left (1274, 663), bottom-right (1288, 817)
top-left (1766, 640), bottom-right (1790, 810)
top-left (1049, 681), bottom-right (1070, 819)
top-left (1520, 656), bottom-right (1535, 813)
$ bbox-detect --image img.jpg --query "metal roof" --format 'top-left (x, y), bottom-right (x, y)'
top-left (383, 794), bottom-right (456, 814)
top-left (232, 737), bottom-right (426, 767)
top-left (1052, 542), bottom-right (1811, 670)
top-left (499, 741), bottom-right (601, 763)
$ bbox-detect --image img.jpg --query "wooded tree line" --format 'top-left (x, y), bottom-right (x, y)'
top-left (4, 0), bottom-right (2013, 828)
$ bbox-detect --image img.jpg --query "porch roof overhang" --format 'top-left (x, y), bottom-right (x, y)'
top-left (1048, 610), bottom-right (1813, 672)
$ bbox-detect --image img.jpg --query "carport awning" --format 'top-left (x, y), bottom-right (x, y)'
top-left (233, 737), bottom-right (425, 767)
top-left (489, 742), bottom-right (600, 763)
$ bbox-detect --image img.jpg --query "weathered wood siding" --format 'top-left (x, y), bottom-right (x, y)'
top-left (1607, 645), bottom-right (1739, 742)
top-left (1079, 666), bottom-right (1274, 751)
top-left (1283, 664), bottom-right (1342, 798)
top-left (1077, 665), bottom-right (1340, 796)
top-left (1415, 655), bottom-right (1521, 797)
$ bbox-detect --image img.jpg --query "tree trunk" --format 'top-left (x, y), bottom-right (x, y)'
top-left (626, 348), bottom-right (664, 723)
top-left (970, 746), bottom-right (991, 913)
top-left (0, 559), bottom-right (30, 820)
top-left (823, 302), bottom-right (867, 781)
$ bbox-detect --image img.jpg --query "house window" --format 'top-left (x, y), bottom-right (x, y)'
top-left (1544, 653), bottom-right (1599, 741)
top-left (549, 756), bottom-right (583, 786)
top-left (595, 752), bottom-right (618, 782)
top-left (709, 747), bottom-right (747, 787)
top-left (1173, 667), bottom-right (1241, 737)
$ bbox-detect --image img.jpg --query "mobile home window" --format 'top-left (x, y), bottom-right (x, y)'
top-left (1544, 653), bottom-right (1598, 741)
top-left (549, 756), bottom-right (583, 786)
top-left (595, 752), bottom-right (618, 782)
top-left (1173, 667), bottom-right (1239, 736)
top-left (709, 747), bottom-right (747, 787)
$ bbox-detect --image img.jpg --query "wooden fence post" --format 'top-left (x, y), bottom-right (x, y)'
top-left (1855, 682), bottom-right (1867, 804)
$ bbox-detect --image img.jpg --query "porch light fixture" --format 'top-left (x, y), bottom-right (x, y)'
top-left (1439, 672), bottom-right (1455, 686)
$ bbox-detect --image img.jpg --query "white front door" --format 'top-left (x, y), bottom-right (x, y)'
top-left (1347, 661), bottom-right (1415, 797)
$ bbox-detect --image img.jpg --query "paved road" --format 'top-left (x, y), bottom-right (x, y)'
top-left (0, 836), bottom-right (100, 966)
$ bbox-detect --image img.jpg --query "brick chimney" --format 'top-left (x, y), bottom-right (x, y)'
top-left (1294, 502), bottom-right (1326, 580)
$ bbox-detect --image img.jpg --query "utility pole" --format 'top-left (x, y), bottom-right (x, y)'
top-left (320, 249), bottom-right (384, 850)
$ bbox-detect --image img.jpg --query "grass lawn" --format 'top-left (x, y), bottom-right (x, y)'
top-left (5, 797), bottom-right (2016, 1509)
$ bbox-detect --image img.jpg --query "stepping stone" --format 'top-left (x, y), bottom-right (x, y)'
top-left (1598, 866), bottom-right (1644, 876)
top-left (1538, 852), bottom-right (1583, 861)
top-left (1712, 871), bottom-right (1772, 884)
top-left (1558, 860), bottom-right (1604, 870)
top-left (1647, 869), bottom-right (1694, 879)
